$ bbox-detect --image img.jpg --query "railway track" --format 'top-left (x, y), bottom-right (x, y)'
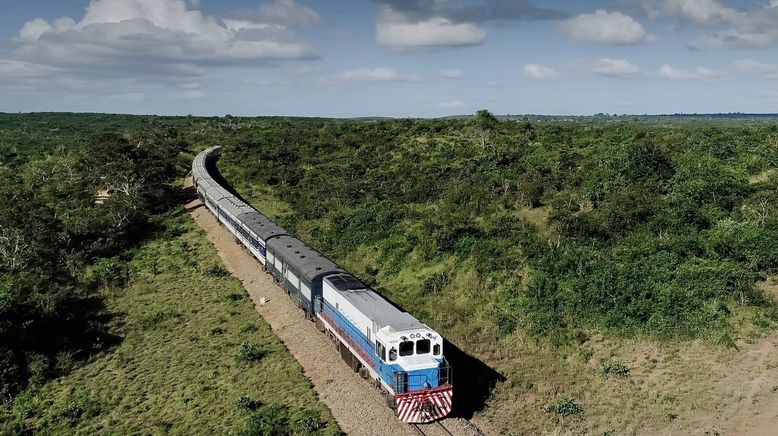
top-left (410, 420), bottom-right (455, 436)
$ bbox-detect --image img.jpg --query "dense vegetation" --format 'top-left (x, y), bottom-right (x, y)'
top-left (2, 112), bottom-right (777, 433)
top-left (0, 114), bottom-right (188, 400)
top-left (217, 111), bottom-right (778, 341)
top-left (0, 114), bottom-right (337, 434)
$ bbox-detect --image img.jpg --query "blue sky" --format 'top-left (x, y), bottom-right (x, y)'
top-left (0, 0), bottom-right (777, 116)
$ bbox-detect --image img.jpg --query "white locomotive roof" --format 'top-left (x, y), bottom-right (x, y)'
top-left (324, 274), bottom-right (425, 333)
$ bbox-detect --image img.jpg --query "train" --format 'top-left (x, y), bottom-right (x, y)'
top-left (191, 146), bottom-right (453, 423)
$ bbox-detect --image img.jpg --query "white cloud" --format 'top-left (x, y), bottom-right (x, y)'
top-left (0, 59), bottom-right (56, 79)
top-left (663, 0), bottom-right (738, 26)
top-left (581, 58), bottom-right (642, 77)
top-left (332, 68), bottom-right (420, 83)
top-left (440, 69), bottom-right (465, 79)
top-left (658, 64), bottom-right (727, 81)
top-left (436, 99), bottom-right (467, 109)
top-left (734, 59), bottom-right (778, 79)
top-left (561, 10), bottom-right (651, 45)
top-left (524, 64), bottom-right (560, 80)
top-left (376, 9), bottom-right (486, 49)
top-left (664, 0), bottom-right (778, 48)
top-left (10, 0), bottom-right (319, 80)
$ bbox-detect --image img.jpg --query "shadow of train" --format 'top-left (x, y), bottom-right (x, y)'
top-left (444, 339), bottom-right (505, 419)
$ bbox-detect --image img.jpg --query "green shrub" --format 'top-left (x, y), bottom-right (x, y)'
top-left (545, 395), bottom-right (584, 418)
top-left (601, 361), bottom-right (630, 378)
top-left (423, 272), bottom-right (451, 294)
top-left (237, 396), bottom-right (262, 412)
top-left (237, 342), bottom-right (265, 363)
top-left (58, 395), bottom-right (100, 426)
top-left (0, 348), bottom-right (21, 399)
top-left (240, 404), bottom-right (290, 436)
top-left (205, 265), bottom-right (230, 277)
top-left (290, 409), bottom-right (327, 435)
top-left (226, 292), bottom-right (246, 302)
top-left (91, 257), bottom-right (131, 288)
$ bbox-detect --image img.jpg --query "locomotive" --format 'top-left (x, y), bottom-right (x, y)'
top-left (192, 146), bottom-right (453, 423)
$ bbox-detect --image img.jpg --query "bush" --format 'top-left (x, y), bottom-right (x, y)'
top-left (204, 265), bottom-right (230, 277)
top-left (240, 404), bottom-right (290, 436)
top-left (290, 409), bottom-right (327, 435)
top-left (0, 348), bottom-right (21, 399)
top-left (545, 395), bottom-right (584, 418)
top-left (237, 342), bottom-right (266, 363)
top-left (238, 396), bottom-right (262, 412)
top-left (423, 272), bottom-right (451, 294)
top-left (58, 395), bottom-right (100, 426)
top-left (91, 257), bottom-right (131, 288)
top-left (601, 361), bottom-right (630, 378)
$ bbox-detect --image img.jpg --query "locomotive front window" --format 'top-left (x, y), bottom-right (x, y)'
top-left (389, 347), bottom-right (397, 361)
top-left (416, 339), bottom-right (430, 354)
top-left (433, 344), bottom-right (441, 356)
top-left (399, 341), bottom-right (414, 357)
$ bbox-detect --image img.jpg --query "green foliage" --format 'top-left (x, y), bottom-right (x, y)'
top-left (238, 396), bottom-right (263, 412)
top-left (290, 409), bottom-right (328, 435)
top-left (545, 395), bottom-right (584, 418)
top-left (241, 404), bottom-right (290, 436)
top-left (237, 342), bottom-right (266, 363)
top-left (0, 113), bottom-right (186, 398)
top-left (205, 264), bottom-right (230, 277)
top-left (215, 113), bottom-right (778, 343)
top-left (601, 361), bottom-right (630, 378)
top-left (57, 394), bottom-right (101, 427)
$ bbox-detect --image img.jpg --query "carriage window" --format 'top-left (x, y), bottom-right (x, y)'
top-left (389, 347), bottom-right (397, 361)
top-left (399, 341), bottom-right (414, 357)
top-left (433, 344), bottom-right (441, 356)
top-left (416, 339), bottom-right (430, 354)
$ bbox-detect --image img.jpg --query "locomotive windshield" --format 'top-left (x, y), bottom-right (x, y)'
top-left (399, 341), bottom-right (414, 356)
top-left (416, 339), bottom-right (430, 354)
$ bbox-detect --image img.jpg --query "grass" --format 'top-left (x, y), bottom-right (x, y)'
top-left (0, 210), bottom-right (339, 435)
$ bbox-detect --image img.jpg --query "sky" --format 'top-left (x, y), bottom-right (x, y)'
top-left (0, 0), bottom-right (777, 117)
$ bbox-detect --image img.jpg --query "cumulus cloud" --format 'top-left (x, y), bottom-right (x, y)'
top-left (581, 58), bottom-right (642, 77)
top-left (664, 0), bottom-right (778, 48)
top-left (663, 0), bottom-right (738, 26)
top-left (331, 68), bottom-right (421, 83)
top-left (9, 0), bottom-right (320, 81)
top-left (658, 64), bottom-right (727, 81)
top-left (440, 69), bottom-right (465, 79)
top-left (373, 0), bottom-right (564, 49)
top-left (436, 99), bottom-right (467, 109)
top-left (562, 10), bottom-right (651, 45)
top-left (376, 10), bottom-right (486, 49)
top-left (524, 64), bottom-right (560, 80)
top-left (735, 59), bottom-right (778, 79)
